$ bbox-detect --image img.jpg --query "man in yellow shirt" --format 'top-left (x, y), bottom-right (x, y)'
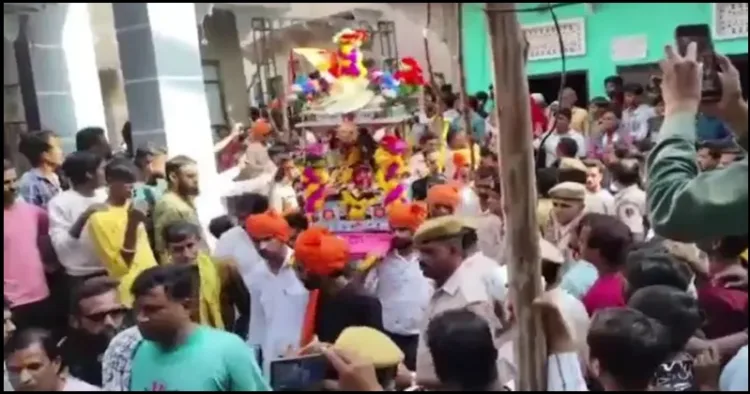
top-left (87, 158), bottom-right (157, 307)
top-left (561, 87), bottom-right (590, 136)
top-left (152, 155), bottom-right (207, 262)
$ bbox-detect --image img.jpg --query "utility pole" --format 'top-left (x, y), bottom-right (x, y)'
top-left (486, 3), bottom-right (547, 391)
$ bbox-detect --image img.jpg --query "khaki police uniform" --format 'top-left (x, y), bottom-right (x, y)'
top-left (614, 184), bottom-right (647, 242)
top-left (542, 182), bottom-right (587, 262)
top-left (413, 216), bottom-right (515, 388)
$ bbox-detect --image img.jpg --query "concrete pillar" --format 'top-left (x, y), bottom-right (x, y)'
top-left (26, 3), bottom-right (107, 153)
top-left (112, 3), bottom-right (225, 242)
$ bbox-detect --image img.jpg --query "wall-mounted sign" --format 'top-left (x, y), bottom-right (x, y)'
top-left (611, 35), bottom-right (648, 62)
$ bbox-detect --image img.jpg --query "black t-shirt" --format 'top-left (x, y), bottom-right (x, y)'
top-left (58, 333), bottom-right (107, 387)
top-left (652, 352), bottom-right (697, 391)
top-left (314, 288), bottom-right (384, 344)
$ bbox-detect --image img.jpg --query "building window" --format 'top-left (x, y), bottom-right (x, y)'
top-left (202, 61), bottom-right (227, 131)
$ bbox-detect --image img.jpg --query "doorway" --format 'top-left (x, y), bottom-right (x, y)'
top-left (528, 70), bottom-right (589, 107)
top-left (617, 53), bottom-right (748, 99)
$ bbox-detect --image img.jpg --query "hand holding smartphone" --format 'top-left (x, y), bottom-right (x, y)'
top-left (674, 24), bottom-right (723, 103)
top-left (270, 354), bottom-right (329, 391)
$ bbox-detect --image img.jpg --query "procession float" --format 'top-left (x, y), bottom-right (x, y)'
top-left (288, 27), bottom-right (426, 268)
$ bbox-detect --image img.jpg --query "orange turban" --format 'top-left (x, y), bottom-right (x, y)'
top-left (387, 202), bottom-right (428, 232)
top-left (452, 151), bottom-right (470, 169)
top-left (426, 184), bottom-right (461, 209)
top-left (294, 226), bottom-right (350, 276)
top-left (251, 119), bottom-right (272, 139)
top-left (245, 210), bottom-right (291, 243)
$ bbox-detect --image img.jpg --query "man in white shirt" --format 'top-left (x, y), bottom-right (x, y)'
top-left (47, 152), bottom-right (108, 284)
top-left (539, 108), bottom-right (586, 167)
top-left (582, 159), bottom-right (615, 215)
top-left (621, 83), bottom-right (656, 142)
top-left (214, 193), bottom-right (269, 293)
top-left (373, 203), bottom-right (432, 370)
top-left (244, 210), bottom-right (309, 375)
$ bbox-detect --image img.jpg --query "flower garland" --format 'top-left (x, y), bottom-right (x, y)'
top-left (374, 143), bottom-right (407, 207)
top-left (302, 167), bottom-right (329, 214)
top-left (340, 189), bottom-right (378, 221)
top-left (335, 146), bottom-right (361, 186)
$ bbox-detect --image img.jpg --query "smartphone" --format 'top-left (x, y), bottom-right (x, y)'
top-left (269, 354), bottom-right (329, 391)
top-left (674, 24), bottom-right (722, 103)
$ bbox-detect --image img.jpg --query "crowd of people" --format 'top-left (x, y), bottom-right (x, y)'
top-left (3, 38), bottom-right (748, 392)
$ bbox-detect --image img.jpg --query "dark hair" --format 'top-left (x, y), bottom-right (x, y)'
top-left (479, 147), bottom-right (498, 162)
top-left (61, 151), bottom-right (103, 186)
top-left (585, 214), bottom-right (633, 268)
top-left (604, 75), bottom-right (624, 87)
top-left (536, 168), bottom-right (559, 198)
top-left (75, 127), bottom-right (106, 153)
top-left (704, 235), bottom-right (749, 260)
top-left (583, 159), bottom-right (605, 172)
top-left (104, 157), bottom-right (139, 183)
top-left (130, 264), bottom-right (200, 301)
top-left (602, 107), bottom-right (622, 119)
top-left (587, 308), bottom-right (672, 391)
top-left (209, 215), bottom-right (234, 239)
top-left (698, 140), bottom-right (726, 160)
top-left (589, 96), bottom-right (610, 108)
top-left (624, 239), bottom-right (693, 297)
top-left (556, 108), bottom-right (573, 121)
top-left (610, 158), bottom-right (640, 187)
top-left (442, 92), bottom-right (458, 109)
top-left (284, 212), bottom-right (309, 232)
top-left (134, 144), bottom-right (166, 169)
top-left (627, 285), bottom-right (703, 353)
top-left (446, 128), bottom-right (461, 146)
top-left (165, 155), bottom-right (196, 185)
top-left (556, 137), bottom-right (579, 158)
top-left (651, 95), bottom-right (664, 107)
top-left (69, 276), bottom-right (119, 316)
top-left (121, 122), bottom-right (133, 156)
top-left (163, 220), bottom-right (202, 245)
top-left (623, 83), bottom-right (644, 95)
top-left (542, 260), bottom-right (562, 287)
top-left (461, 228), bottom-right (479, 251)
top-left (4, 328), bottom-right (61, 365)
top-left (475, 91), bottom-right (489, 102)
top-left (427, 309), bottom-right (498, 390)
top-left (4, 159), bottom-right (14, 171)
top-left (19, 130), bottom-right (56, 166)
top-left (231, 193), bottom-right (269, 218)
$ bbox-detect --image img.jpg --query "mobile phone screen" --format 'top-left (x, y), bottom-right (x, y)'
top-left (675, 24), bottom-right (722, 102)
top-left (270, 354), bottom-right (329, 391)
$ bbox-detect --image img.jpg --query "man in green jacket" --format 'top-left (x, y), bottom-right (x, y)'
top-left (646, 43), bottom-right (748, 242)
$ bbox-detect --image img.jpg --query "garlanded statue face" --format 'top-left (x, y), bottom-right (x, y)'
top-left (336, 121), bottom-right (358, 146)
top-left (353, 165), bottom-right (373, 189)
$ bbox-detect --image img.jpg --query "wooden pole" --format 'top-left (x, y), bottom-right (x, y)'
top-left (423, 3), bottom-right (448, 161)
top-left (455, 3), bottom-right (476, 173)
top-left (486, 3), bottom-right (547, 391)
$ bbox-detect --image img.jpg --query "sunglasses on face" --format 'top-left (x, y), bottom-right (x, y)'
top-left (84, 307), bottom-right (128, 323)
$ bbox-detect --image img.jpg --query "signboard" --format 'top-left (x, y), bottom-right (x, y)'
top-left (611, 35), bottom-right (648, 62)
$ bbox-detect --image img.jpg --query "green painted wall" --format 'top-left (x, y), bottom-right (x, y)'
top-left (463, 3), bottom-right (748, 97)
